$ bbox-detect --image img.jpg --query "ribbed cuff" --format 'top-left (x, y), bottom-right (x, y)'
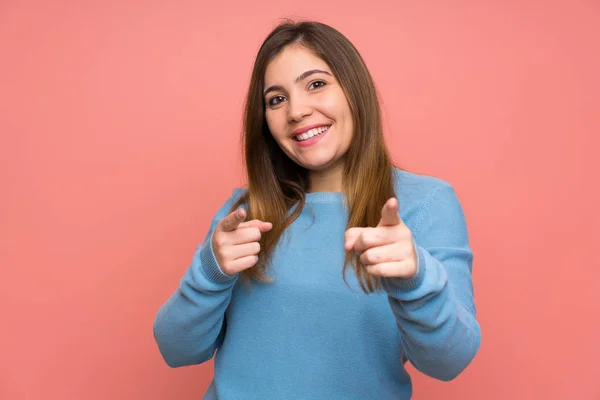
top-left (381, 241), bottom-right (426, 292)
top-left (199, 232), bottom-right (238, 284)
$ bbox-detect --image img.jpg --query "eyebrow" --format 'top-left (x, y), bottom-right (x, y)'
top-left (263, 69), bottom-right (332, 97)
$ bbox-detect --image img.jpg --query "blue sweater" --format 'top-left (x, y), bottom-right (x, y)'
top-left (154, 169), bottom-right (481, 399)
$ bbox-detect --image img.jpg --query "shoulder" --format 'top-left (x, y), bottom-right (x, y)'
top-left (392, 167), bottom-right (456, 205)
top-left (231, 187), bottom-right (248, 202)
top-left (392, 168), bottom-right (465, 236)
top-left (210, 187), bottom-right (248, 221)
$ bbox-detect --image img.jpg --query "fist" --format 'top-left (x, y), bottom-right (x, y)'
top-left (344, 198), bottom-right (418, 279)
top-left (212, 208), bottom-right (272, 276)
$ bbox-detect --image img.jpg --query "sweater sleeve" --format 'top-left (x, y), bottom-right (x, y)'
top-left (153, 189), bottom-right (244, 368)
top-left (380, 182), bottom-right (481, 381)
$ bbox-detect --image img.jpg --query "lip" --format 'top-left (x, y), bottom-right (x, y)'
top-left (291, 123), bottom-right (332, 137)
top-left (293, 125), bottom-right (330, 147)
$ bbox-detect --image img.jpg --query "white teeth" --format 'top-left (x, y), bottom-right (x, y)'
top-left (295, 125), bottom-right (330, 142)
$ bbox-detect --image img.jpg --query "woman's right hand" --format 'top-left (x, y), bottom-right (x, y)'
top-left (211, 208), bottom-right (272, 276)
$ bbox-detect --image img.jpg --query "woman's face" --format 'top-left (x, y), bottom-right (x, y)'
top-left (263, 45), bottom-right (354, 174)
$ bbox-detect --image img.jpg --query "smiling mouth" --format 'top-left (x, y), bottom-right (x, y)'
top-left (293, 125), bottom-right (331, 142)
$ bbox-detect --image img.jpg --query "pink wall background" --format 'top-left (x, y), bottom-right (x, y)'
top-left (1, 1), bottom-right (599, 399)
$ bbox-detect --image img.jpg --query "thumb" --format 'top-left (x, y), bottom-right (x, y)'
top-left (377, 198), bottom-right (402, 227)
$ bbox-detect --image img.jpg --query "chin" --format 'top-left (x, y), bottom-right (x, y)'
top-left (299, 158), bottom-right (338, 171)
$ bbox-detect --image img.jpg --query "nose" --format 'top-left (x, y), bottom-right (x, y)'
top-left (287, 97), bottom-right (313, 123)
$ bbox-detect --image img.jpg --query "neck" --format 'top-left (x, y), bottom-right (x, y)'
top-left (307, 162), bottom-right (344, 193)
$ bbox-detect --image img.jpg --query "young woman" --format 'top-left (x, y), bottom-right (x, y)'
top-left (154, 20), bottom-right (481, 399)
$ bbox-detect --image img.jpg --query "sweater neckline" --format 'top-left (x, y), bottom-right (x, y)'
top-left (304, 191), bottom-right (345, 202)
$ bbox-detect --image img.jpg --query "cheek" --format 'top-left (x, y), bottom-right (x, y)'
top-left (318, 96), bottom-right (339, 117)
top-left (324, 92), bottom-right (353, 128)
top-left (265, 111), bottom-right (285, 140)
top-left (342, 101), bottom-right (354, 137)
top-left (264, 110), bottom-right (274, 130)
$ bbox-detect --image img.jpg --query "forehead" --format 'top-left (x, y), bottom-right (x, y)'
top-left (264, 45), bottom-right (331, 85)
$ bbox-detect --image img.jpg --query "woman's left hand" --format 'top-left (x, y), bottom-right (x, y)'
top-left (344, 198), bottom-right (418, 279)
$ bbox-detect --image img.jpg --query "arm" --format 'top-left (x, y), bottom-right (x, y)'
top-left (153, 190), bottom-right (242, 368)
top-left (381, 183), bottom-right (481, 381)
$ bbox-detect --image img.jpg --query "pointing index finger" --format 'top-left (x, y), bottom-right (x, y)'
top-left (219, 208), bottom-right (247, 232)
top-left (377, 198), bottom-right (402, 227)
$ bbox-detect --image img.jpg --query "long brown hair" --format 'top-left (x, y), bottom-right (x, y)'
top-left (231, 20), bottom-right (398, 293)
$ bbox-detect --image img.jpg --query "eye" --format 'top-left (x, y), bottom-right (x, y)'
top-left (308, 80), bottom-right (327, 90)
top-left (268, 95), bottom-right (286, 106)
